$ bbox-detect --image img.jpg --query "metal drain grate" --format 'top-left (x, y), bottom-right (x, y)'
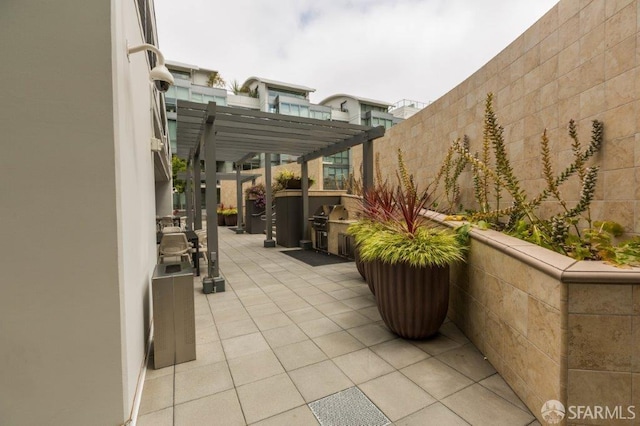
top-left (308, 387), bottom-right (391, 426)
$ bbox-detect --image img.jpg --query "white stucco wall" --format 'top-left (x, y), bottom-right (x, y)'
top-left (0, 0), bottom-right (158, 424)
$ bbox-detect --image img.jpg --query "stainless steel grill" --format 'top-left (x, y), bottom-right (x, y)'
top-left (311, 205), bottom-right (349, 252)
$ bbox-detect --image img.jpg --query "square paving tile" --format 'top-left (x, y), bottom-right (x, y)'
top-left (479, 374), bottom-right (529, 412)
top-left (298, 317), bottom-right (342, 338)
top-left (237, 373), bottom-right (305, 424)
top-left (329, 311), bottom-right (372, 330)
top-left (174, 389), bottom-right (245, 426)
top-left (246, 301), bottom-right (282, 318)
top-left (360, 371), bottom-right (437, 421)
top-left (333, 348), bottom-right (395, 384)
top-left (227, 349), bottom-right (285, 386)
top-left (274, 340), bottom-right (327, 371)
top-left (286, 306), bottom-right (325, 323)
top-left (327, 288), bottom-right (360, 300)
top-left (174, 361), bottom-right (233, 404)
top-left (347, 323), bottom-right (396, 346)
top-left (304, 293), bottom-right (339, 306)
top-left (138, 374), bottom-right (174, 416)
top-left (370, 339), bottom-right (431, 369)
top-left (315, 301), bottom-right (353, 316)
top-left (217, 317), bottom-right (259, 339)
top-left (252, 405), bottom-right (320, 426)
top-left (175, 340), bottom-right (226, 372)
top-left (394, 402), bottom-right (469, 426)
top-left (253, 312), bottom-right (294, 331)
top-left (341, 295), bottom-right (377, 310)
top-left (308, 386), bottom-right (390, 426)
top-left (262, 324), bottom-right (309, 348)
top-left (289, 360), bottom-right (354, 402)
top-left (400, 358), bottom-right (473, 399)
top-left (195, 324), bottom-right (220, 345)
top-left (435, 343), bottom-right (497, 381)
top-left (221, 332), bottom-right (270, 359)
top-left (411, 333), bottom-right (463, 355)
top-left (442, 383), bottom-right (535, 426)
top-left (137, 406), bottom-right (173, 426)
top-left (313, 331), bottom-right (365, 358)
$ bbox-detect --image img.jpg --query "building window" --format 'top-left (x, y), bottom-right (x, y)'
top-left (267, 88), bottom-right (306, 99)
top-left (168, 120), bottom-right (177, 153)
top-left (278, 102), bottom-right (310, 118)
top-left (170, 70), bottom-right (191, 81)
top-left (323, 150), bottom-right (350, 190)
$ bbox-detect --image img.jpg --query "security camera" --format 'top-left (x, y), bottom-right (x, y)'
top-left (127, 43), bottom-right (174, 93)
top-left (149, 64), bottom-right (174, 93)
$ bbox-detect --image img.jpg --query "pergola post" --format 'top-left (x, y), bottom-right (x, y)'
top-left (194, 147), bottom-right (202, 230)
top-left (204, 105), bottom-right (225, 290)
top-left (300, 160), bottom-right (311, 249)
top-left (362, 138), bottom-right (374, 195)
top-left (235, 164), bottom-right (244, 234)
top-left (264, 153), bottom-right (275, 247)
top-left (185, 153), bottom-right (194, 231)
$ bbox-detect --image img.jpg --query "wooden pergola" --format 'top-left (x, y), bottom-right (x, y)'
top-left (175, 100), bottom-right (385, 287)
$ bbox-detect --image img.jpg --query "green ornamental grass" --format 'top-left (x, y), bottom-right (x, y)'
top-left (357, 225), bottom-right (466, 268)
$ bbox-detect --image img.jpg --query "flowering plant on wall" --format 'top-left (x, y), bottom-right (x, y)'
top-left (436, 93), bottom-right (640, 266)
top-left (245, 184), bottom-right (266, 209)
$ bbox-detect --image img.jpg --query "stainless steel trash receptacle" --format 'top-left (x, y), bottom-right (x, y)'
top-left (152, 262), bottom-right (196, 369)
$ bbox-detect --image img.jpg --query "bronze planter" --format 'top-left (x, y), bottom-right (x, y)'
top-left (217, 213), bottom-right (226, 226)
top-left (224, 214), bottom-right (238, 226)
top-left (354, 247), bottom-right (367, 280)
top-left (373, 261), bottom-right (449, 339)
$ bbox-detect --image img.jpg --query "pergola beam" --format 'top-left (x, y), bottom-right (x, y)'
top-left (297, 126), bottom-right (385, 164)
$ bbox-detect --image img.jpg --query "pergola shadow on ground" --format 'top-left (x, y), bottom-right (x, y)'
top-left (175, 100), bottom-right (385, 287)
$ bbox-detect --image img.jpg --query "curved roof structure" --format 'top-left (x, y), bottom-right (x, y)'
top-left (319, 93), bottom-right (392, 108)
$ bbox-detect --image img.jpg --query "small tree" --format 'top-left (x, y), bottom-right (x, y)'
top-left (172, 155), bottom-right (187, 194)
top-left (207, 71), bottom-right (226, 88)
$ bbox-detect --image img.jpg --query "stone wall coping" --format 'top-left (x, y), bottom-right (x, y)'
top-left (424, 210), bottom-right (640, 285)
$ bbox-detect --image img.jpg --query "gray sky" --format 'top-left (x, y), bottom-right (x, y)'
top-left (154, 0), bottom-right (558, 105)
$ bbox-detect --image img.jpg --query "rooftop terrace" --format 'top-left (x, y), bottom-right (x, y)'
top-left (138, 230), bottom-right (539, 425)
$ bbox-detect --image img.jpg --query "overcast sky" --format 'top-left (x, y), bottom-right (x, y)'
top-left (154, 0), bottom-right (558, 105)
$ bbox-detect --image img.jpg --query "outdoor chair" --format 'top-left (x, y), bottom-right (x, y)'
top-left (161, 226), bottom-right (182, 234)
top-left (158, 233), bottom-right (192, 264)
top-left (193, 229), bottom-right (208, 266)
top-left (159, 216), bottom-right (174, 229)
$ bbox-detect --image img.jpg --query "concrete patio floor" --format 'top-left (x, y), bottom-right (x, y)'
top-left (138, 229), bottom-right (540, 425)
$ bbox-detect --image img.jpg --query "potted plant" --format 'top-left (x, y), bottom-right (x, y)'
top-left (216, 204), bottom-right (226, 226)
top-left (222, 207), bottom-right (238, 226)
top-left (274, 169), bottom-right (315, 190)
top-left (349, 150), bottom-right (468, 339)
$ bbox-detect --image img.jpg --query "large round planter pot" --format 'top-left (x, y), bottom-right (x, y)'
top-left (354, 247), bottom-right (367, 280)
top-left (224, 214), bottom-right (238, 226)
top-left (373, 261), bottom-right (449, 339)
top-left (217, 213), bottom-right (226, 226)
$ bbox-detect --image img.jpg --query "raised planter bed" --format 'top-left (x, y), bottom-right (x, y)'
top-left (427, 212), bottom-right (640, 424)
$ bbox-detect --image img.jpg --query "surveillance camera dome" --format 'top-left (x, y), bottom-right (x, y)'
top-left (154, 79), bottom-right (171, 93)
top-left (149, 64), bottom-right (174, 93)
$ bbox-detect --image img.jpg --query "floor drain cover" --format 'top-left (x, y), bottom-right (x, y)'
top-left (308, 386), bottom-right (391, 426)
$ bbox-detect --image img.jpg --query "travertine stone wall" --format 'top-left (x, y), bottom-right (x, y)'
top-left (567, 283), bottom-right (640, 424)
top-left (448, 228), bottom-right (570, 421)
top-left (354, 0), bottom-right (640, 235)
top-left (445, 218), bottom-right (640, 425)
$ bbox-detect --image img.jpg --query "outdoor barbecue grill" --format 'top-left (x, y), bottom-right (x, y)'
top-left (311, 205), bottom-right (349, 251)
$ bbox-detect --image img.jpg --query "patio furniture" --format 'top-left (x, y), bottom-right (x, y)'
top-left (159, 216), bottom-right (174, 229)
top-left (194, 229), bottom-right (208, 265)
top-left (161, 226), bottom-right (182, 234)
top-left (158, 233), bottom-right (192, 264)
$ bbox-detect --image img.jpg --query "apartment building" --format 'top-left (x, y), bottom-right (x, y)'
top-left (164, 63), bottom-right (416, 192)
